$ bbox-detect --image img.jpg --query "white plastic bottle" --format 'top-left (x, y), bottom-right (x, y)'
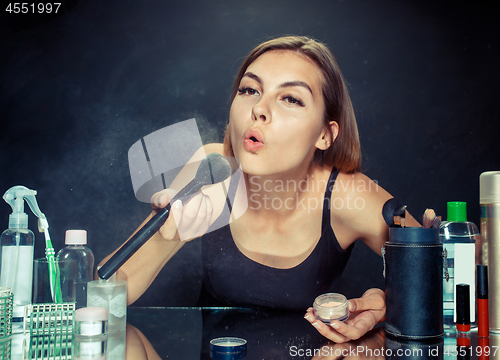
top-left (440, 201), bottom-right (478, 327)
top-left (57, 230), bottom-right (95, 309)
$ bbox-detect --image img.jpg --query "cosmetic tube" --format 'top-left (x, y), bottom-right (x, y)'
top-left (477, 265), bottom-right (489, 337)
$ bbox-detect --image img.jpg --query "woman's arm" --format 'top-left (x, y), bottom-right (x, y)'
top-left (98, 144), bottom-right (227, 305)
top-left (306, 172), bottom-right (421, 342)
top-left (332, 172), bottom-right (420, 255)
top-left (99, 190), bottom-right (213, 305)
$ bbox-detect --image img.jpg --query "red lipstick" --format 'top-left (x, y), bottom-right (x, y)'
top-left (243, 128), bottom-right (265, 152)
top-left (477, 264), bottom-right (489, 337)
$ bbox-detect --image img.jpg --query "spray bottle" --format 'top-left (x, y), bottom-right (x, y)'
top-left (0, 185), bottom-right (52, 332)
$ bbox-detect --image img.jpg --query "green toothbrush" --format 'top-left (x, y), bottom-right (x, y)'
top-left (38, 218), bottom-right (62, 302)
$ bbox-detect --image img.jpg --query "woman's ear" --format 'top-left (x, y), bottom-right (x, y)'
top-left (315, 121), bottom-right (339, 150)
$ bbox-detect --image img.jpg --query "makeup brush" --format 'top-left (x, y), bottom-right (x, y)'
top-left (382, 198), bottom-right (407, 227)
top-left (423, 208), bottom-right (441, 228)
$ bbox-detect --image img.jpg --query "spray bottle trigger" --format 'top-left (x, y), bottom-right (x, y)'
top-left (23, 192), bottom-right (46, 222)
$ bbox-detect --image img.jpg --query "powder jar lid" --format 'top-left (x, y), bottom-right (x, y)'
top-left (75, 307), bottom-right (108, 322)
top-left (75, 307), bottom-right (108, 337)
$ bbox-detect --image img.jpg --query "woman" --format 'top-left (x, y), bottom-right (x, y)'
top-left (101, 35), bottom-right (420, 343)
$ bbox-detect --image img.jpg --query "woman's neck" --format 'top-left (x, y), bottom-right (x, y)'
top-left (243, 163), bottom-right (322, 217)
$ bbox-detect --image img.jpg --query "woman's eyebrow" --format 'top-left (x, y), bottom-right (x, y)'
top-left (279, 81), bottom-right (313, 95)
top-left (242, 72), bottom-right (313, 95)
top-left (242, 72), bottom-right (262, 84)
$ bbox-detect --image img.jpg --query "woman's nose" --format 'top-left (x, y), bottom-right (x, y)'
top-left (251, 97), bottom-right (271, 123)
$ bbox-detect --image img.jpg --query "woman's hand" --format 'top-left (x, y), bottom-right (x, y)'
top-left (150, 189), bottom-right (214, 242)
top-left (304, 289), bottom-right (386, 343)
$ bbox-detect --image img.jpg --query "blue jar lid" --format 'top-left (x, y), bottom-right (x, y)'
top-left (210, 337), bottom-right (247, 357)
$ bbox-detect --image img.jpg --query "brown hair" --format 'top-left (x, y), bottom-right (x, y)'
top-left (223, 35), bottom-right (361, 174)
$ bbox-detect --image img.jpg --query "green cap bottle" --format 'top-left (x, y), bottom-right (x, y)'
top-left (447, 201), bottom-right (467, 222)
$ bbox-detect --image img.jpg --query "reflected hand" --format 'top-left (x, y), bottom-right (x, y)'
top-left (305, 289), bottom-right (385, 343)
top-left (151, 189), bottom-right (213, 242)
top-left (311, 328), bottom-right (386, 360)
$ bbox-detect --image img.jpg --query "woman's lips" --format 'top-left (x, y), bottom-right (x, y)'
top-left (243, 129), bottom-right (265, 152)
top-left (243, 138), bottom-right (265, 152)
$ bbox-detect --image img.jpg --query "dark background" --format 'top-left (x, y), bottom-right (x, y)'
top-left (1, 0), bottom-right (499, 306)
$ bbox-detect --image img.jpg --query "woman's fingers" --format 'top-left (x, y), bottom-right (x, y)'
top-left (158, 192), bottom-right (213, 242)
top-left (177, 192), bottom-right (213, 240)
top-left (150, 189), bottom-right (177, 210)
top-left (158, 200), bottom-right (183, 241)
top-left (329, 318), bottom-right (369, 342)
top-left (304, 308), bottom-right (350, 343)
top-left (349, 291), bottom-right (385, 313)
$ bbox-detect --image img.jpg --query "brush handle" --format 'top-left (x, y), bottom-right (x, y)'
top-left (98, 203), bottom-right (172, 280)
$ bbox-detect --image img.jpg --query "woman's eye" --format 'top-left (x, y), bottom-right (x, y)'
top-left (282, 96), bottom-right (304, 107)
top-left (238, 87), bottom-right (259, 96)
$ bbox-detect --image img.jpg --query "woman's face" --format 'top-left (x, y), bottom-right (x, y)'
top-left (229, 50), bottom-right (327, 177)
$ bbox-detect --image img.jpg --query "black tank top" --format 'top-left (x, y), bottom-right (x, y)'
top-left (198, 169), bottom-right (354, 310)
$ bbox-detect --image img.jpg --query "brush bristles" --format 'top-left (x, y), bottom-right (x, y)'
top-left (423, 208), bottom-right (441, 228)
top-left (196, 153), bottom-right (233, 185)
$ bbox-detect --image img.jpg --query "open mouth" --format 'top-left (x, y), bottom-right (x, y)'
top-left (243, 129), bottom-right (265, 152)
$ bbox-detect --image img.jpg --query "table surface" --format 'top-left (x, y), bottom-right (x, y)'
top-left (4, 307), bottom-right (499, 360)
top-left (123, 307), bottom-right (500, 359)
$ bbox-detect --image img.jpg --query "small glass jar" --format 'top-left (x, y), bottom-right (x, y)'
top-left (75, 307), bottom-right (108, 336)
top-left (313, 293), bottom-right (349, 323)
top-left (87, 270), bottom-right (127, 334)
top-left (210, 337), bottom-right (247, 360)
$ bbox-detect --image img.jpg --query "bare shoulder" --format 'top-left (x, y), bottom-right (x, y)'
top-left (334, 172), bottom-right (391, 211)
